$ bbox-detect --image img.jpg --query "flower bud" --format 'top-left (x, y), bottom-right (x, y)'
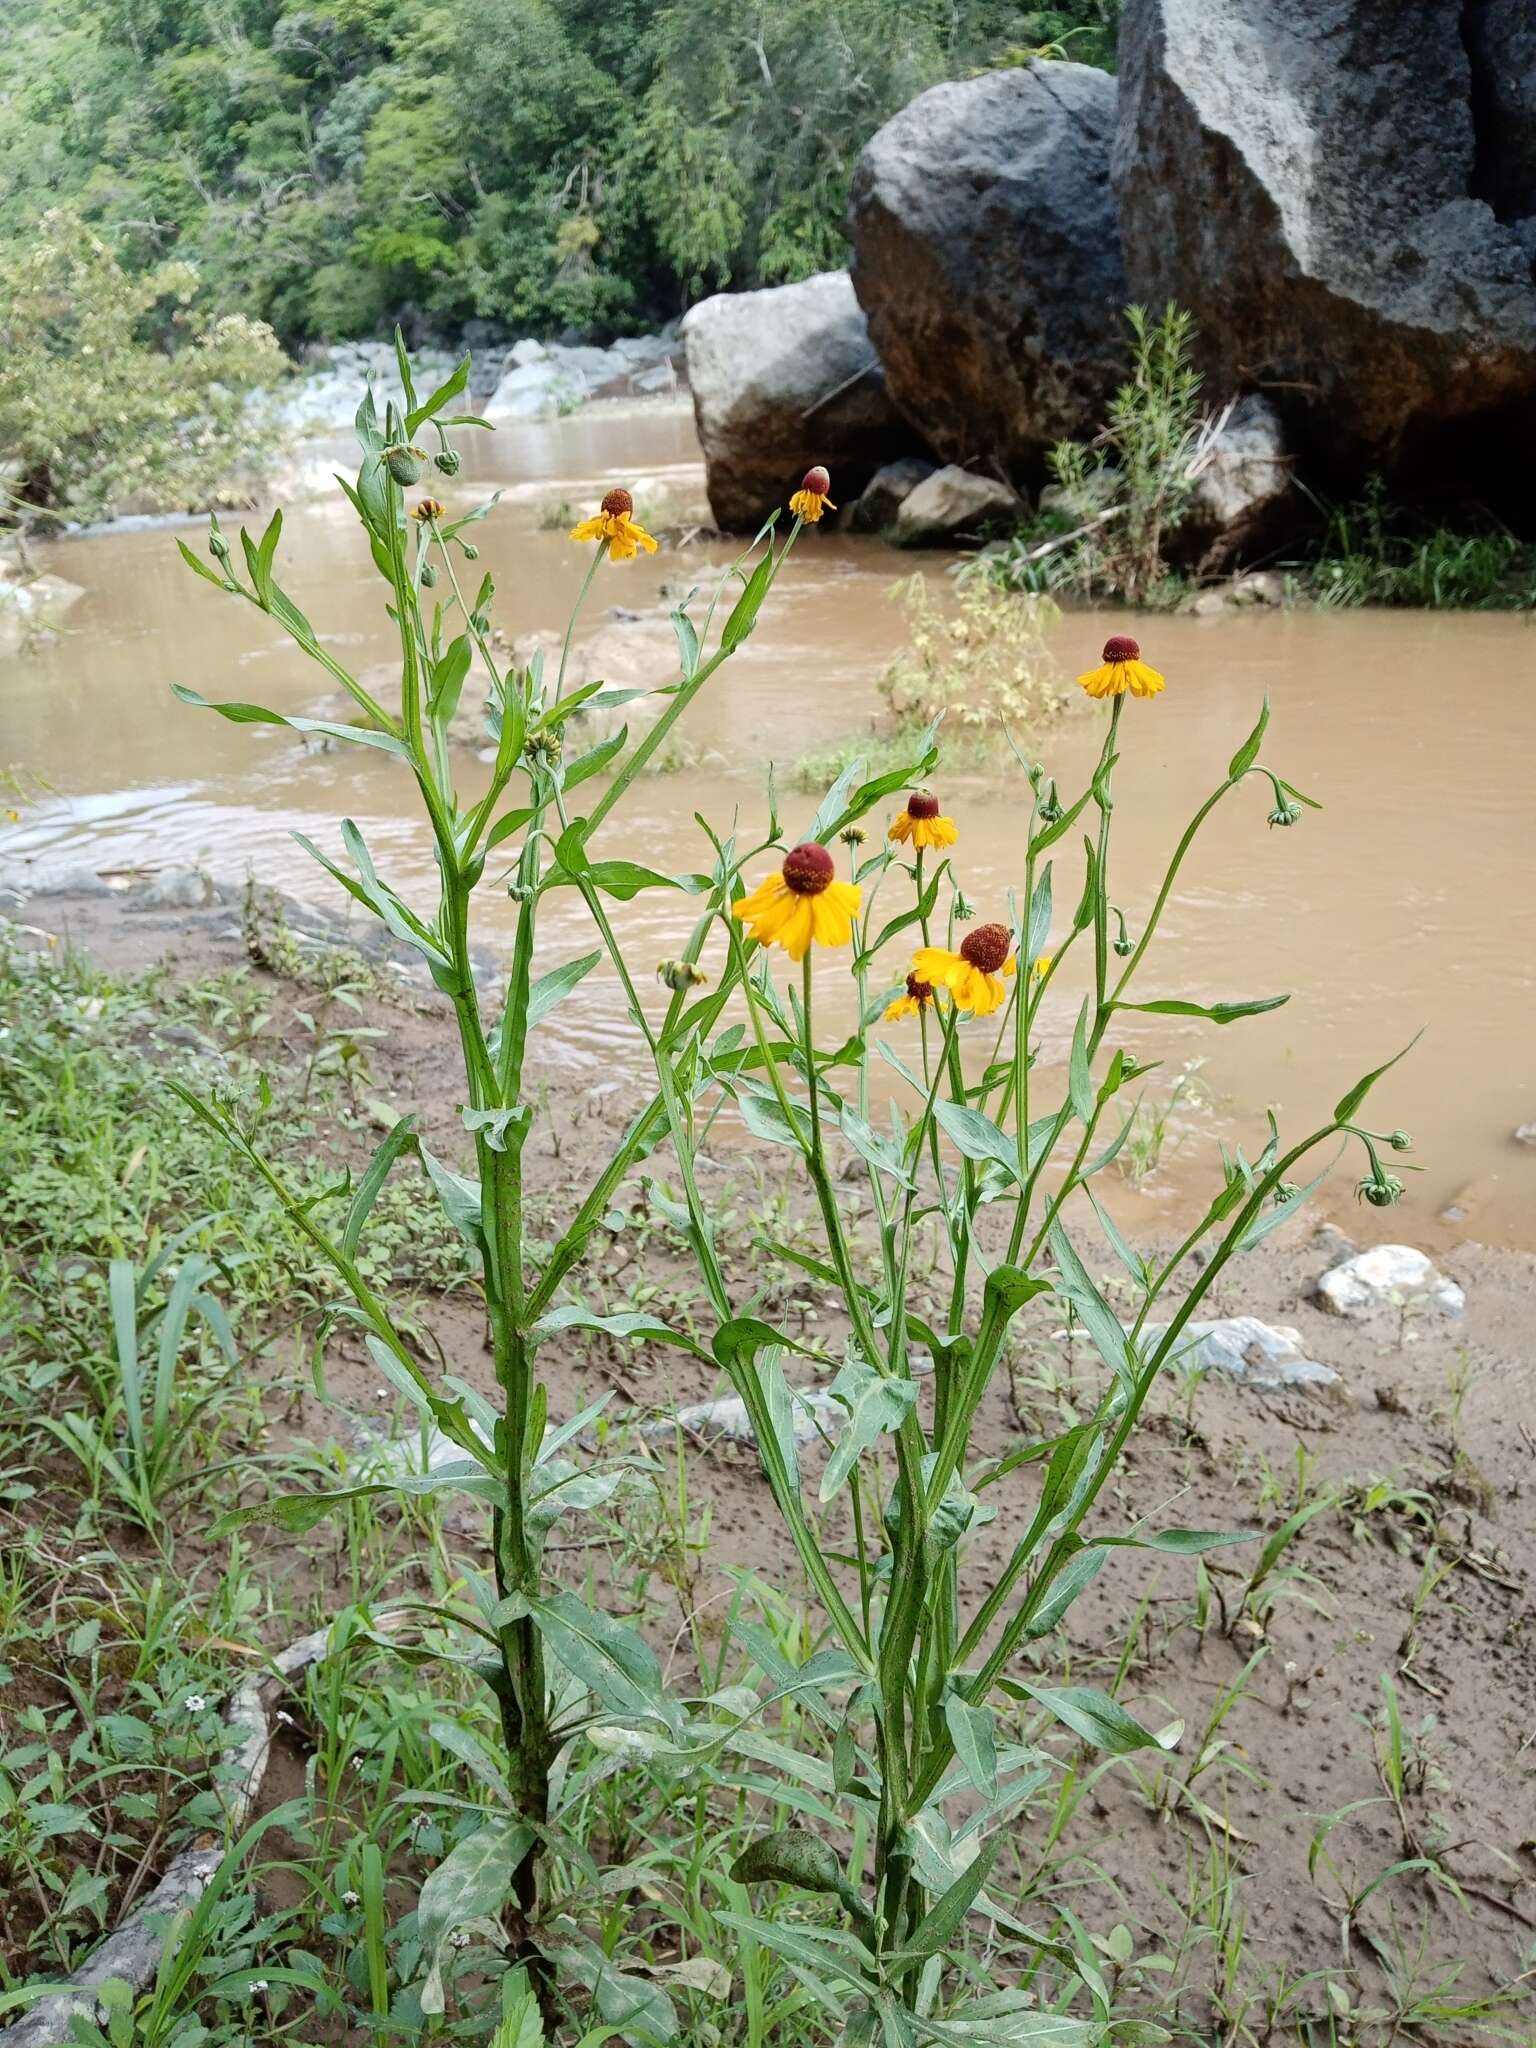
top-left (385, 443), bottom-right (426, 485)
top-left (840, 825), bottom-right (867, 848)
top-left (1388, 1128), bottom-right (1413, 1152)
top-left (434, 448), bottom-right (461, 476)
top-left (461, 542), bottom-right (479, 560)
top-left (420, 563), bottom-right (438, 587)
top-left (952, 889), bottom-right (976, 923)
top-left (524, 730), bottom-right (562, 768)
top-left (410, 497), bottom-right (445, 523)
top-left (1112, 908), bottom-right (1133, 957)
top-left (207, 530), bottom-right (230, 562)
top-left (1357, 1173), bottom-right (1405, 1208)
top-left (1273, 1180), bottom-right (1302, 1205)
top-left (1267, 801), bottom-right (1301, 829)
top-left (657, 959), bottom-right (708, 992)
top-left (507, 880), bottom-right (534, 903)
top-left (1036, 778), bottom-right (1062, 824)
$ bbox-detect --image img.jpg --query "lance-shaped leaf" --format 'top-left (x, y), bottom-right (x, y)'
top-left (525, 1304), bottom-right (701, 1353)
top-left (820, 1357), bottom-right (918, 1501)
top-left (1012, 1682), bottom-right (1179, 1755)
top-left (419, 1817), bottom-right (533, 2014)
top-left (210, 1463), bottom-right (500, 1538)
top-left (1332, 1031), bottom-right (1422, 1126)
top-left (529, 1589), bottom-right (684, 1734)
top-left (171, 685), bottom-right (406, 756)
top-left (1113, 994), bottom-right (1289, 1026)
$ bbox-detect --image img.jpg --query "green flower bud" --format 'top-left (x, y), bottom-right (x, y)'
top-left (1356, 1173), bottom-right (1405, 1208)
top-left (207, 530), bottom-right (230, 562)
top-left (1267, 802), bottom-right (1301, 829)
top-left (952, 889), bottom-right (976, 923)
top-left (1388, 1129), bottom-right (1413, 1152)
top-left (434, 448), bottom-right (461, 476)
top-left (524, 730), bottom-right (562, 769)
top-left (656, 959), bottom-right (707, 992)
top-left (840, 824), bottom-right (867, 848)
top-left (1273, 1180), bottom-right (1302, 1205)
top-left (461, 542), bottom-right (480, 560)
top-left (384, 443), bottom-right (426, 485)
top-left (507, 880), bottom-right (534, 904)
top-left (420, 563), bottom-right (438, 587)
top-left (1037, 779), bottom-right (1063, 824)
top-left (1112, 908), bottom-right (1133, 957)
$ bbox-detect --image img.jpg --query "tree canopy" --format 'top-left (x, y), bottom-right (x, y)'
top-left (0, 1), bottom-right (1120, 345)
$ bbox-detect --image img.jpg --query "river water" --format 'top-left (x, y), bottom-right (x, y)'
top-left (5, 401), bottom-right (1534, 1249)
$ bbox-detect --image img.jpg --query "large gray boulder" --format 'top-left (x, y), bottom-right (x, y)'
top-left (681, 272), bottom-right (917, 532)
top-left (1112, 0), bottom-right (1536, 486)
top-left (849, 63), bottom-right (1127, 479)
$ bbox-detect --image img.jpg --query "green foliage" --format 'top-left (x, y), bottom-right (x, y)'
top-left (0, 0), bottom-right (1107, 345)
top-left (1307, 477), bottom-right (1536, 609)
top-left (0, 206), bottom-right (285, 521)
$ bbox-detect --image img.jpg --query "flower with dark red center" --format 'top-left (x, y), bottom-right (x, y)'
top-left (570, 486), bottom-right (657, 561)
top-left (733, 841), bottom-right (860, 959)
top-left (1078, 636), bottom-right (1164, 701)
top-left (889, 790), bottom-right (958, 851)
top-left (911, 920), bottom-right (1017, 1017)
top-left (789, 465), bottom-right (837, 524)
top-left (410, 497), bottom-right (445, 522)
top-left (884, 970), bottom-right (937, 1023)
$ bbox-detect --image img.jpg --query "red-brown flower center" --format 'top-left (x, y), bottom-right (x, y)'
top-left (601, 486), bottom-right (634, 518)
top-left (781, 841), bottom-right (835, 895)
top-left (905, 973), bottom-right (933, 1004)
top-left (960, 922), bottom-right (1011, 974)
top-left (1102, 634), bottom-right (1140, 663)
top-left (905, 791), bottom-right (940, 819)
top-left (802, 465), bottom-right (831, 497)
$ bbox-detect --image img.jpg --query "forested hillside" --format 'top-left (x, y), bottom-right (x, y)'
top-left (0, 1), bottom-right (1118, 346)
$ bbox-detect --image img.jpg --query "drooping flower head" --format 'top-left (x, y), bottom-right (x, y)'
top-left (1077, 635), bottom-right (1164, 701)
top-left (410, 497), bottom-right (446, 523)
top-left (570, 486), bottom-right (658, 561)
top-left (911, 921), bottom-right (1016, 1017)
top-left (732, 841), bottom-right (861, 960)
top-left (888, 790), bottom-right (959, 851)
top-left (884, 971), bottom-right (936, 1023)
top-left (789, 465), bottom-right (836, 524)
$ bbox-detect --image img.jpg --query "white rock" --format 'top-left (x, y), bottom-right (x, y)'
top-left (509, 338), bottom-right (548, 367)
top-left (129, 867), bottom-right (215, 910)
top-left (1514, 1120), bottom-right (1536, 1147)
top-left (641, 1388), bottom-right (842, 1446)
top-left (485, 359), bottom-right (587, 419)
top-left (1138, 1315), bottom-right (1338, 1389)
top-left (894, 464), bottom-right (1022, 543)
top-left (1314, 1244), bottom-right (1465, 1319)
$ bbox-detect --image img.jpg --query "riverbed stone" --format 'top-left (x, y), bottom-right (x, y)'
top-left (850, 62), bottom-right (1127, 479)
top-left (893, 465), bottom-right (1022, 544)
top-left (640, 1388), bottom-right (842, 1447)
top-left (681, 270), bottom-right (919, 531)
top-left (849, 458), bottom-right (936, 532)
top-left (1314, 1245), bottom-right (1465, 1320)
top-left (1183, 395), bottom-right (1293, 564)
top-left (1139, 1316), bottom-right (1339, 1391)
top-left (1112, 0), bottom-right (1536, 491)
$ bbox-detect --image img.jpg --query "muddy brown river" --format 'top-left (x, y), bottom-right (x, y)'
top-left (5, 401), bottom-right (1534, 1248)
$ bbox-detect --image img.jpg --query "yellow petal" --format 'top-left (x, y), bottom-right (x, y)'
top-left (889, 812), bottom-right (913, 843)
top-left (569, 516), bottom-right (606, 543)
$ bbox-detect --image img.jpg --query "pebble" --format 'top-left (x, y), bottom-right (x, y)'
top-left (1313, 1243), bottom-right (1464, 1319)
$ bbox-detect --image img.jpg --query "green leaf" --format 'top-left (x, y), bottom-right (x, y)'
top-left (890, 1834), bottom-right (1002, 1966)
top-left (807, 755), bottom-right (866, 846)
top-left (579, 860), bottom-right (707, 901)
top-left (739, 1088), bottom-right (811, 1149)
top-left (1068, 997), bottom-right (1095, 1124)
top-left (171, 684), bottom-right (405, 755)
top-left (1332, 1032), bottom-right (1422, 1126)
top-left (526, 951), bottom-right (601, 1032)
top-left (1095, 1527), bottom-right (1254, 1555)
top-left (934, 1100), bottom-right (1021, 1179)
top-left (342, 1117), bottom-right (417, 1256)
top-left (461, 1105), bottom-right (530, 1153)
top-left (419, 1817), bottom-right (532, 2015)
top-left (721, 551), bottom-right (774, 653)
top-left (529, 1589), bottom-right (684, 1734)
top-left (820, 1358), bottom-right (918, 1501)
top-left (176, 537), bottom-right (231, 589)
top-left (526, 1304), bottom-right (698, 1352)
top-left (406, 354), bottom-right (470, 437)
top-left (211, 1466), bottom-right (499, 1538)
top-left (1024, 864), bottom-right (1053, 965)
top-left (1227, 695), bottom-right (1271, 779)
top-left (418, 1141), bottom-right (483, 1246)
top-left (1020, 1547), bottom-right (1105, 1640)
top-left (943, 1695), bottom-right (998, 1801)
top-left (1113, 994), bottom-right (1289, 1026)
top-left (672, 606), bottom-right (701, 678)
top-left (429, 635), bottom-right (473, 726)
top-left (562, 727), bottom-right (627, 793)
top-left (1015, 1683), bottom-right (1176, 1755)
top-left (1046, 1222), bottom-right (1136, 1388)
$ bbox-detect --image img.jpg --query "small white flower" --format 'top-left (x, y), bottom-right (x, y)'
top-left (249, 1979), bottom-right (268, 1994)
top-left (342, 1889), bottom-right (360, 1908)
top-left (374, 1387), bottom-right (389, 1400)
top-left (184, 1694), bottom-right (208, 1714)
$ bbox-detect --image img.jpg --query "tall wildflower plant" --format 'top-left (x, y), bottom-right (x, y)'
top-left (176, 343), bottom-right (1412, 2035)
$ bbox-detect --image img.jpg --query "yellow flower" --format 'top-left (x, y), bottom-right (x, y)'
top-left (732, 842), bottom-right (860, 961)
top-left (888, 791), bottom-right (959, 851)
top-left (570, 486), bottom-right (658, 562)
top-left (410, 497), bottom-right (446, 522)
top-left (912, 923), bottom-right (1017, 1017)
top-left (1032, 953), bottom-right (1052, 978)
top-left (884, 972), bottom-right (937, 1023)
top-left (788, 464), bottom-right (836, 523)
top-left (1078, 634), bottom-right (1164, 700)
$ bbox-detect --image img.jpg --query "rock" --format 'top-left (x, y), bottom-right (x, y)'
top-left (128, 867), bottom-right (216, 910)
top-left (485, 358), bottom-right (585, 420)
top-left (1187, 589), bottom-right (1231, 617)
top-left (850, 458), bottom-right (937, 532)
top-left (1314, 1244), bottom-right (1465, 1319)
top-left (893, 465), bottom-right (1022, 544)
top-left (681, 271), bottom-right (919, 531)
top-left (1463, 0), bottom-right (1536, 220)
top-left (509, 338), bottom-right (548, 367)
top-left (1183, 395), bottom-right (1293, 564)
top-left (641, 1388), bottom-right (842, 1447)
top-left (1514, 1121), bottom-right (1536, 1147)
top-left (1112, 1), bottom-right (1536, 491)
top-left (1229, 569), bottom-right (1285, 607)
top-left (630, 362), bottom-right (679, 396)
top-left (1140, 1315), bottom-right (1338, 1391)
top-left (850, 62), bottom-right (1127, 478)
top-left (0, 568), bottom-right (86, 652)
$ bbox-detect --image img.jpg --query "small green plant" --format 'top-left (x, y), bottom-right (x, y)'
top-left (1306, 477), bottom-right (1534, 609)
